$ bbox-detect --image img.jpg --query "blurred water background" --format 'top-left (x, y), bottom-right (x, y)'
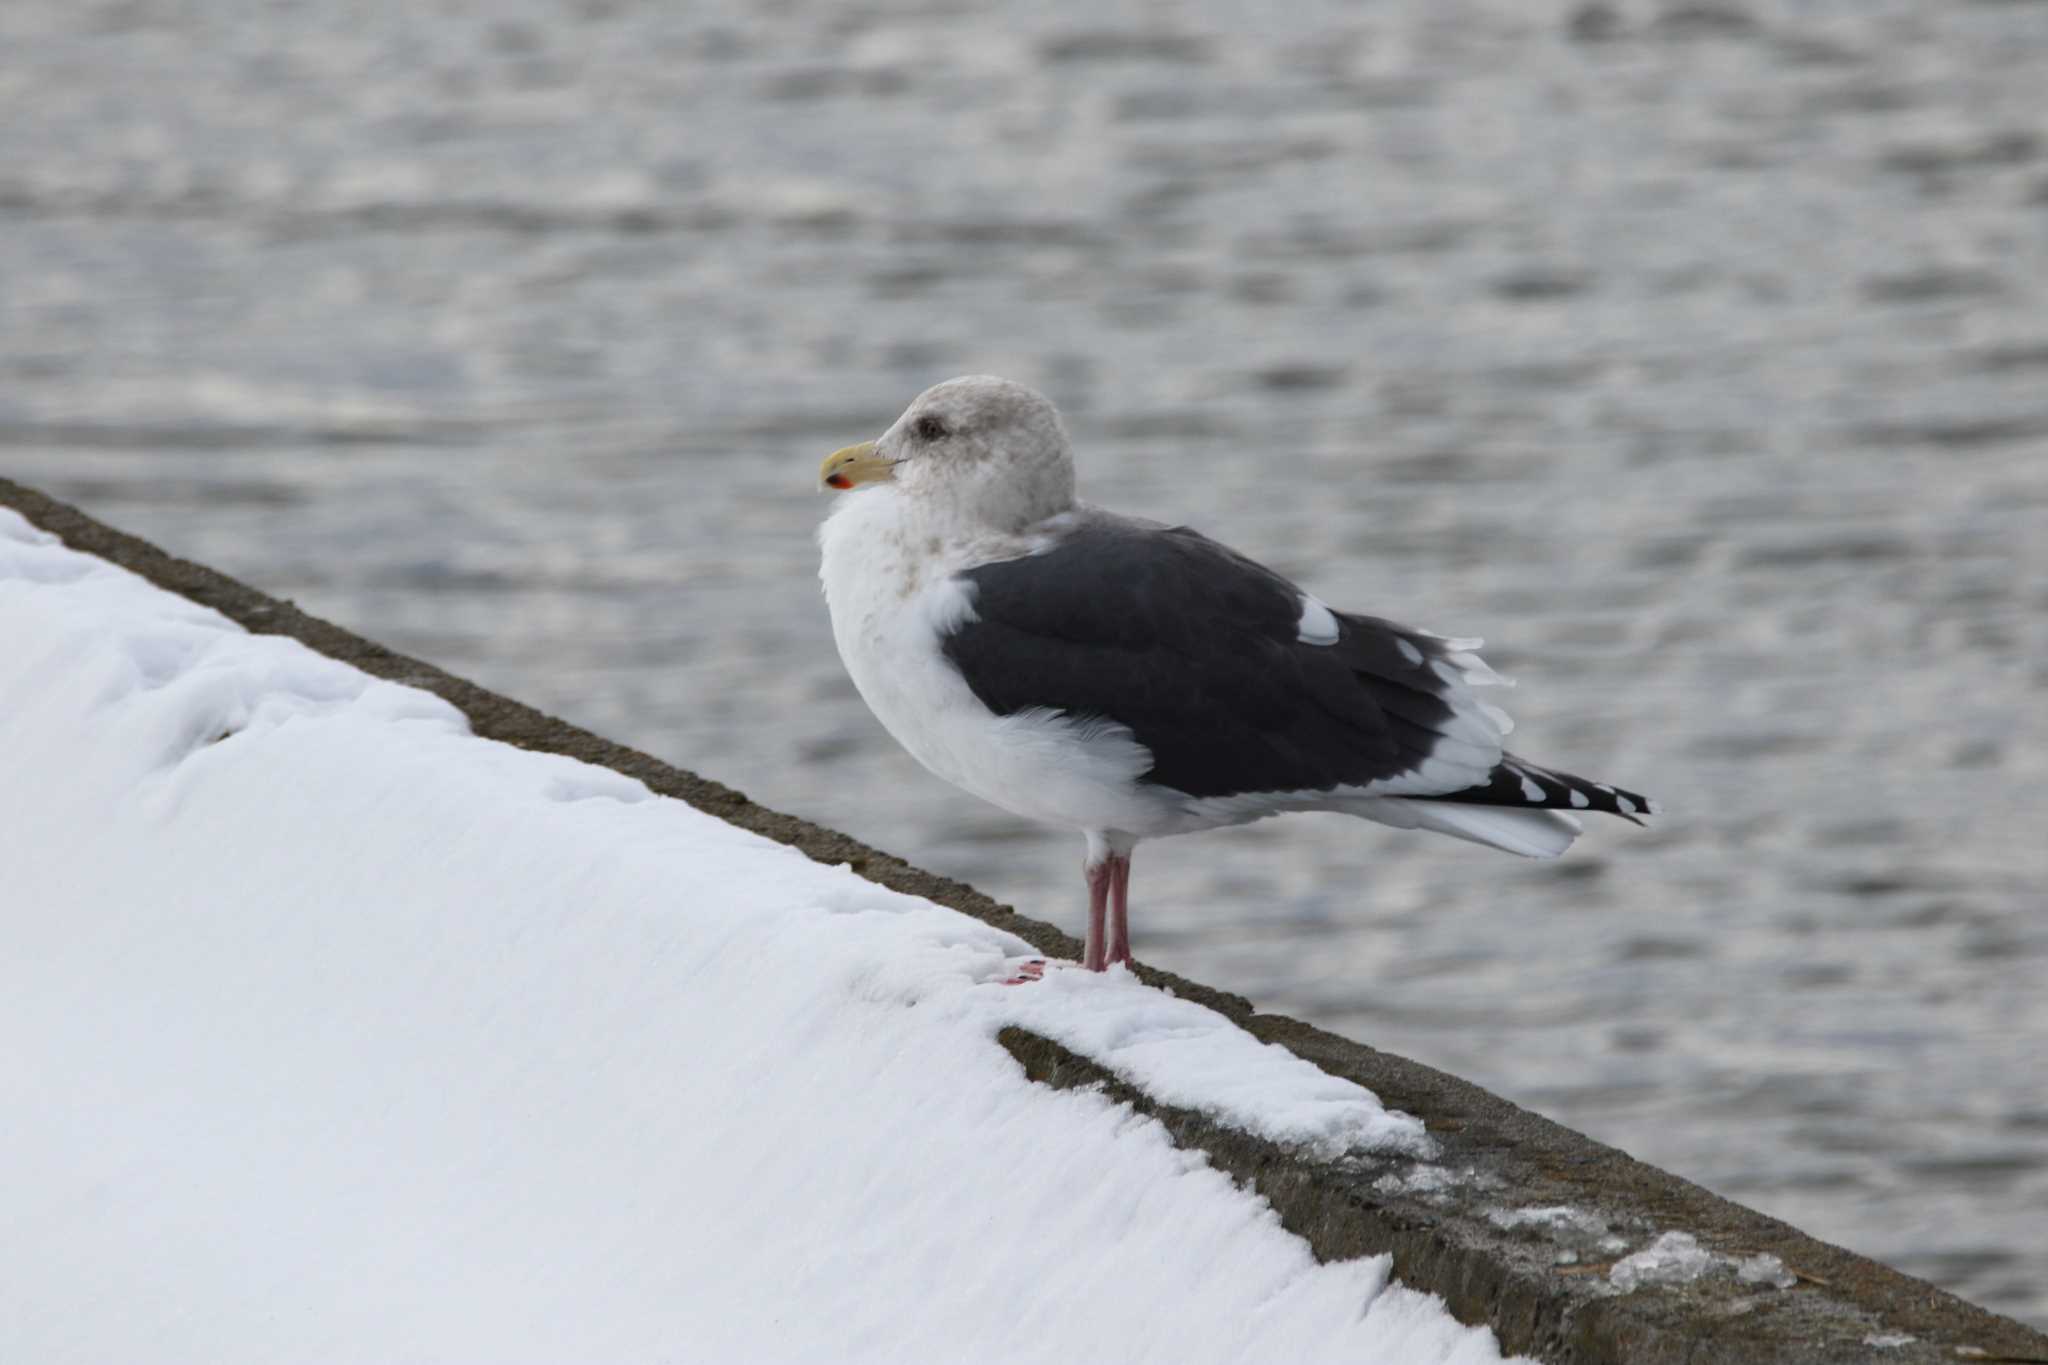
top-left (5, 0), bottom-right (2046, 1327)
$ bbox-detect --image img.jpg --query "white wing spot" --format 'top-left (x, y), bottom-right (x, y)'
top-left (1616, 795), bottom-right (1638, 815)
top-left (1569, 790), bottom-right (1591, 808)
top-left (1517, 772), bottom-right (1545, 802)
top-left (1296, 594), bottom-right (1340, 646)
top-left (1442, 651), bottom-right (1509, 687)
top-left (1396, 638), bottom-right (1425, 667)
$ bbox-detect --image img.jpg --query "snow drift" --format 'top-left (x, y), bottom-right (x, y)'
top-left (0, 507), bottom-right (1517, 1364)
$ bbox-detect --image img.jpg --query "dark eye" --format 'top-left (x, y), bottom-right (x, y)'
top-left (913, 414), bottom-right (948, 441)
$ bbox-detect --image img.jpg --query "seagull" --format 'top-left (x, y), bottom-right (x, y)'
top-left (817, 376), bottom-right (1655, 973)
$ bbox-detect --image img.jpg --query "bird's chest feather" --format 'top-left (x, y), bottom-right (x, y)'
top-left (818, 494), bottom-right (986, 769)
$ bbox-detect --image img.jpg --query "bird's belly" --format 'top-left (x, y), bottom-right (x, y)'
top-left (830, 583), bottom-right (1169, 836)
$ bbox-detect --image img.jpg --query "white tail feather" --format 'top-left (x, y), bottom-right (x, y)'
top-left (1362, 798), bottom-right (1584, 859)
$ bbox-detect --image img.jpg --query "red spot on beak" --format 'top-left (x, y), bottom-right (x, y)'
top-left (826, 474), bottom-right (852, 489)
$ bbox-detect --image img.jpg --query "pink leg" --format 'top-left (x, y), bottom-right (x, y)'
top-left (1083, 859), bottom-right (1113, 971)
top-left (1105, 853), bottom-right (1133, 967)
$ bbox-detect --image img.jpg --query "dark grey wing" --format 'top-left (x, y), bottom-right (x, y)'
top-left (939, 519), bottom-right (1482, 799)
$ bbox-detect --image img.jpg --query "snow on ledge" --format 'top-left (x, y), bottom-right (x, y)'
top-left (0, 508), bottom-right (1505, 1365)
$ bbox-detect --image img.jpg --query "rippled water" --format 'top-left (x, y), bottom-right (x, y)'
top-left (6, 0), bottom-right (2046, 1328)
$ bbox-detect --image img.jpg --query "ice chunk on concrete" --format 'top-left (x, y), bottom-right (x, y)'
top-left (1609, 1232), bottom-right (1715, 1293)
top-left (1735, 1253), bottom-right (1796, 1290)
top-left (1486, 1205), bottom-right (1609, 1237)
top-left (1373, 1164), bottom-right (1500, 1199)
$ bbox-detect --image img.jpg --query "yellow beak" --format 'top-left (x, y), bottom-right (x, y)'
top-left (819, 441), bottom-right (894, 492)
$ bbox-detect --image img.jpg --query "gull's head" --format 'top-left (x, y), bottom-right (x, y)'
top-left (819, 376), bottom-right (1076, 531)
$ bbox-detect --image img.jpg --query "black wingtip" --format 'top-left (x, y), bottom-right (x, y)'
top-left (1419, 756), bottom-right (1659, 824)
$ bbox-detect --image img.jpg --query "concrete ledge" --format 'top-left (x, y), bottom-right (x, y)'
top-left (7, 476), bottom-right (2044, 1365)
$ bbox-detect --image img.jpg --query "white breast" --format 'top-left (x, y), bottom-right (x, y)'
top-left (818, 490), bottom-right (1163, 836)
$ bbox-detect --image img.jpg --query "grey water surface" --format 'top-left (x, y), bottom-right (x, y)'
top-left (5, 0), bottom-right (2046, 1328)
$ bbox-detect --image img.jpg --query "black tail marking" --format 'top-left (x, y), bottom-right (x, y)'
top-left (1418, 754), bottom-right (1657, 824)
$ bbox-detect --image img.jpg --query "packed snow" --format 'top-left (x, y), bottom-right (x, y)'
top-left (0, 508), bottom-right (1517, 1364)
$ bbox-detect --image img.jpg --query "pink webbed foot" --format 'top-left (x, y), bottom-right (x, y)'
top-left (1000, 958), bottom-right (1048, 986)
